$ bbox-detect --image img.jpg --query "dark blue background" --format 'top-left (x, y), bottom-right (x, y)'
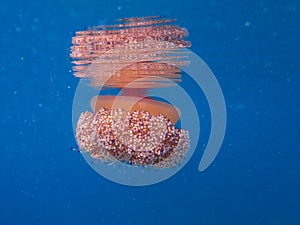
top-left (0, 0), bottom-right (299, 224)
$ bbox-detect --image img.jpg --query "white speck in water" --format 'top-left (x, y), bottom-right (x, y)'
top-left (244, 21), bottom-right (250, 27)
top-left (16, 26), bottom-right (22, 32)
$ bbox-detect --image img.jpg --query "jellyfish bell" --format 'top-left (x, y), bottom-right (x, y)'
top-left (76, 107), bottom-right (189, 168)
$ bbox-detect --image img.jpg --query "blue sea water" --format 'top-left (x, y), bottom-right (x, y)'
top-left (0, 0), bottom-right (299, 225)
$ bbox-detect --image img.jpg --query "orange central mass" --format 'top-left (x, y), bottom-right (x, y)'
top-left (91, 95), bottom-right (180, 125)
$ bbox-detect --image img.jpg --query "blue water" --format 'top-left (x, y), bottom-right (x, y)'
top-left (1, 0), bottom-right (299, 224)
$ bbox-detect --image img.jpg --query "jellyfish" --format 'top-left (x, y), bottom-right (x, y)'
top-left (70, 16), bottom-right (191, 168)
